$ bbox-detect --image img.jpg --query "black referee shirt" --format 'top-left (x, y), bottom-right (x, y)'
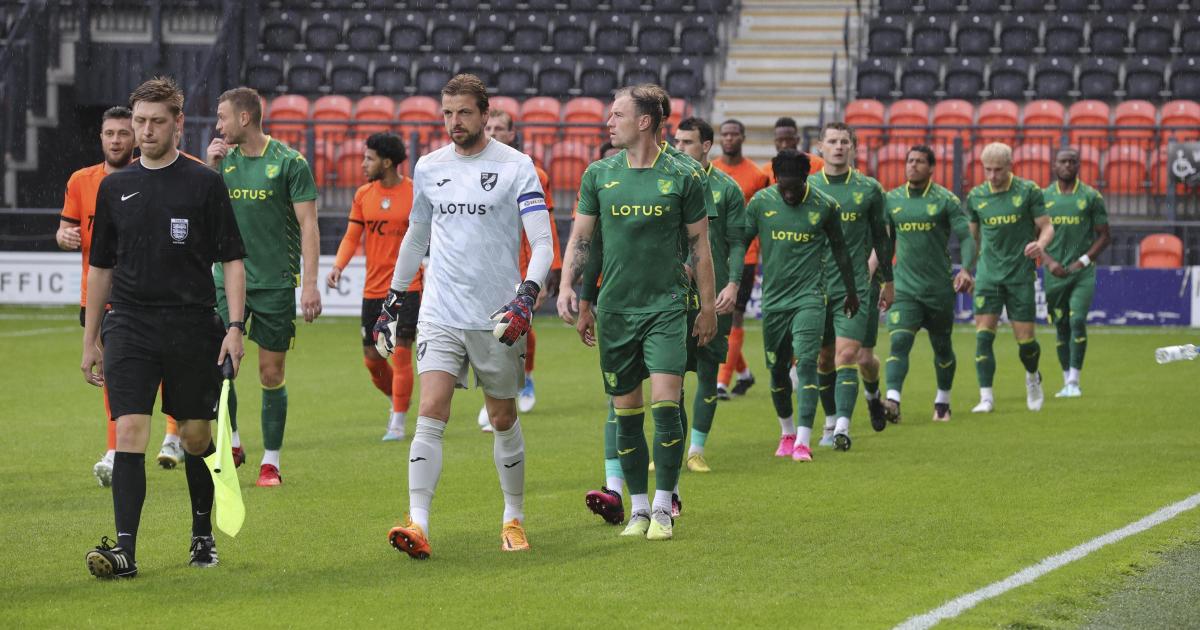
top-left (89, 153), bottom-right (246, 309)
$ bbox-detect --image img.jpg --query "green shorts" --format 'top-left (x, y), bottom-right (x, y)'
top-left (217, 287), bottom-right (296, 352)
top-left (1044, 266), bottom-right (1096, 324)
top-left (685, 303), bottom-right (732, 371)
top-left (887, 293), bottom-right (955, 336)
top-left (596, 309), bottom-right (687, 396)
top-left (762, 299), bottom-right (826, 372)
top-left (863, 281), bottom-right (882, 349)
top-left (973, 280), bottom-right (1036, 322)
top-left (822, 288), bottom-right (872, 347)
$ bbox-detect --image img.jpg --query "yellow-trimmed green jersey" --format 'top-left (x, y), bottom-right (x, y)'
top-left (808, 168), bottom-right (893, 297)
top-left (1043, 179), bottom-right (1107, 264)
top-left (576, 146), bottom-right (708, 314)
top-left (885, 181), bottom-right (974, 300)
top-left (745, 184), bottom-right (855, 313)
top-left (213, 137), bottom-right (319, 290)
top-left (702, 164), bottom-right (747, 289)
top-left (662, 142), bottom-right (718, 220)
top-left (966, 174), bottom-right (1046, 285)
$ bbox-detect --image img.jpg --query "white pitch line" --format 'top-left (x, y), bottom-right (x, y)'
top-left (0, 325), bottom-right (77, 338)
top-left (895, 491), bottom-right (1200, 630)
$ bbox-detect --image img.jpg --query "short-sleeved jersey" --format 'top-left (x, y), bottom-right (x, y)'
top-left (704, 164), bottom-right (748, 289)
top-left (335, 178), bottom-right (421, 299)
top-left (60, 163), bottom-right (109, 306)
top-left (745, 184), bottom-right (842, 312)
top-left (809, 168), bottom-right (889, 296)
top-left (410, 138), bottom-right (548, 330)
top-left (212, 137), bottom-right (319, 290)
top-left (576, 146), bottom-right (708, 314)
top-left (89, 155), bottom-right (245, 309)
top-left (966, 174), bottom-right (1046, 285)
top-left (885, 181), bottom-right (971, 299)
top-left (1043, 179), bottom-right (1107, 264)
top-left (712, 157), bottom-right (770, 265)
top-left (519, 163), bottom-right (562, 276)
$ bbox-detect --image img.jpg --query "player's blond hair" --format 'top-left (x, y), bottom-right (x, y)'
top-left (980, 142), bottom-right (1013, 166)
top-left (129, 76), bottom-right (184, 116)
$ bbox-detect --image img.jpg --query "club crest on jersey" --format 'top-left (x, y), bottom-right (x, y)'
top-left (657, 179), bottom-right (673, 195)
top-left (381, 197), bottom-right (392, 210)
top-left (927, 203), bottom-right (938, 215)
top-left (808, 211), bottom-right (821, 225)
top-left (890, 311), bottom-right (900, 324)
top-left (712, 190), bottom-right (722, 203)
top-left (1076, 198), bottom-right (1087, 210)
top-left (1012, 195), bottom-right (1023, 207)
top-left (170, 218), bottom-right (188, 243)
top-left (417, 342), bottom-right (427, 361)
top-left (265, 164), bottom-right (280, 179)
top-left (852, 192), bottom-right (864, 205)
top-left (604, 372), bottom-right (617, 387)
top-left (891, 206), bottom-right (902, 214)
top-left (480, 172), bottom-right (498, 191)
top-left (765, 351), bottom-right (776, 367)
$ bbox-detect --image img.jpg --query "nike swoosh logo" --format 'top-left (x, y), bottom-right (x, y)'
top-left (409, 457), bottom-right (427, 463)
top-left (660, 439), bottom-right (681, 448)
top-left (603, 181), bottom-right (620, 189)
top-left (703, 396), bottom-right (717, 403)
top-left (503, 460), bottom-right (522, 469)
top-left (195, 510), bottom-right (210, 517)
top-left (224, 165), bottom-right (236, 173)
top-left (436, 179), bottom-right (451, 187)
top-left (121, 192), bottom-right (140, 201)
top-left (975, 356), bottom-right (988, 363)
top-left (764, 211), bottom-right (778, 217)
top-left (617, 448), bottom-right (636, 455)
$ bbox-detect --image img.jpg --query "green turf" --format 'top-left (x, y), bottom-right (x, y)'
top-left (1, 305), bottom-right (1197, 628)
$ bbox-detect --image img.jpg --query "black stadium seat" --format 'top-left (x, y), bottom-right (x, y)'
top-left (567, 0), bottom-right (596, 9)
top-left (330, 52), bottom-right (369, 93)
top-left (923, 0), bottom-right (960, 13)
top-left (623, 56), bottom-right (663, 85)
top-left (473, 14), bottom-right (509, 53)
top-left (665, 57), bottom-right (705, 98)
top-left (247, 52), bottom-right (285, 93)
top-left (512, 13), bottom-right (550, 53)
top-left (579, 56), bottom-right (620, 97)
top-left (1181, 15), bottom-right (1200, 55)
top-left (966, 0), bottom-right (1002, 12)
top-left (595, 14), bottom-right (634, 54)
top-left (912, 15), bottom-right (952, 56)
top-left (999, 14), bottom-right (1038, 56)
top-left (1144, 0), bottom-right (1180, 9)
top-left (496, 54), bottom-right (535, 95)
top-left (611, 0), bottom-right (643, 10)
top-left (364, 0), bottom-right (395, 7)
top-left (536, 55), bottom-right (576, 95)
top-left (414, 54), bottom-right (453, 94)
top-left (304, 11), bottom-right (343, 51)
top-left (868, 16), bottom-right (906, 56)
top-left (404, 0), bottom-right (439, 8)
top-left (1078, 57), bottom-right (1120, 99)
top-left (1010, 0), bottom-right (1046, 11)
top-left (371, 53), bottom-right (411, 94)
top-left (286, 52), bottom-right (327, 93)
top-left (989, 56), bottom-right (1030, 99)
top-left (901, 57), bottom-right (940, 99)
top-left (1125, 56), bottom-right (1166, 100)
top-left (944, 56), bottom-right (985, 99)
top-left (1089, 14), bottom-right (1129, 57)
top-left (456, 54), bottom-right (496, 86)
top-left (857, 58), bottom-right (896, 100)
top-left (1055, 0), bottom-right (1090, 12)
top-left (878, 0), bottom-right (909, 14)
top-left (680, 14), bottom-right (718, 55)
top-left (447, 0), bottom-right (479, 8)
top-left (489, 0), bottom-right (520, 9)
top-left (1134, 15), bottom-right (1174, 56)
top-left (693, 0), bottom-right (732, 12)
top-left (551, 14), bottom-right (590, 54)
top-left (1098, 0), bottom-right (1135, 9)
top-left (389, 13), bottom-right (428, 52)
top-left (1034, 57), bottom-right (1074, 100)
top-left (955, 15), bottom-right (994, 56)
top-left (262, 12), bottom-right (302, 51)
top-left (637, 14), bottom-right (677, 51)
top-left (429, 14), bottom-right (469, 53)
top-left (1171, 57), bottom-right (1200, 99)
top-left (1044, 14), bottom-right (1085, 56)
top-left (652, 0), bottom-right (688, 11)
top-left (346, 13), bottom-right (385, 52)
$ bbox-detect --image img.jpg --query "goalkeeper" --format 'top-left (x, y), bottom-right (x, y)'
top-left (372, 74), bottom-right (553, 559)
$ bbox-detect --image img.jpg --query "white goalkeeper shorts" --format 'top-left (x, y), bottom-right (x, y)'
top-left (415, 320), bottom-right (526, 400)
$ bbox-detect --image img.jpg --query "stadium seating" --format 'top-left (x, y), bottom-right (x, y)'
top-left (1134, 14), bottom-right (1174, 56)
top-left (457, 54), bottom-right (496, 87)
top-left (512, 14), bottom-right (550, 53)
top-left (266, 94), bottom-right (310, 147)
top-left (563, 97), bottom-right (605, 139)
top-left (551, 14), bottom-right (590, 54)
top-left (1159, 100), bottom-right (1200, 141)
top-left (496, 54), bottom-right (535, 95)
top-left (429, 14), bottom-right (470, 53)
top-left (1077, 145), bottom-right (1103, 186)
top-left (931, 99), bottom-right (973, 140)
top-left (868, 15), bottom-right (906, 56)
top-left (1139, 234), bottom-right (1184, 268)
top-left (998, 15), bottom-right (1038, 56)
top-left (330, 52), bottom-right (369, 94)
top-left (1150, 147), bottom-right (1191, 195)
top-left (1113, 100), bottom-right (1157, 144)
top-left (1079, 57), bottom-right (1121, 100)
top-left (1067, 100), bottom-right (1111, 147)
top-left (396, 95), bottom-right (440, 144)
top-left (624, 56), bottom-right (664, 86)
top-left (372, 53), bottom-right (410, 94)
top-left (1044, 14), bottom-right (1085, 56)
top-left (414, 54), bottom-right (453, 94)
top-left (549, 141), bottom-right (593, 191)
top-left (887, 99), bottom-right (930, 143)
top-left (579, 56), bottom-right (620, 97)
top-left (474, 13), bottom-right (509, 53)
top-left (954, 15), bottom-right (994, 57)
top-left (857, 58), bottom-right (896, 100)
top-left (638, 14), bottom-right (677, 51)
top-left (944, 57), bottom-right (985, 100)
top-left (1184, 14), bottom-right (1200, 54)
top-left (665, 57), bottom-right (705, 99)
top-left (901, 57), bottom-right (939, 100)
top-left (1089, 14), bottom-right (1129, 57)
top-left (845, 98), bottom-right (886, 145)
top-left (1012, 144), bottom-right (1052, 185)
top-left (346, 12), bottom-right (385, 51)
top-left (536, 56), bottom-right (576, 96)
top-left (262, 12), bottom-right (302, 51)
top-left (989, 56), bottom-right (1030, 101)
top-left (489, 95), bottom-right (521, 119)
top-left (1171, 57), bottom-right (1200, 100)
top-left (286, 52), bottom-right (327, 93)
top-left (304, 11), bottom-right (343, 51)
top-left (313, 95), bottom-right (353, 145)
top-left (912, 15), bottom-right (952, 56)
top-left (354, 95), bottom-right (395, 136)
top-left (1020, 99), bottom-right (1065, 140)
top-left (389, 13), bottom-right (427, 52)
top-left (1102, 144), bottom-right (1149, 193)
top-left (874, 142), bottom-right (911, 190)
top-left (1033, 57), bottom-right (1074, 101)
top-left (247, 52), bottom-right (285, 93)
top-left (519, 96), bottom-right (562, 151)
top-left (333, 138), bottom-right (365, 187)
top-left (976, 99), bottom-right (1019, 143)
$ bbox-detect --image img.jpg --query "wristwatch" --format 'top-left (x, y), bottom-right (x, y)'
top-left (227, 320), bottom-right (246, 333)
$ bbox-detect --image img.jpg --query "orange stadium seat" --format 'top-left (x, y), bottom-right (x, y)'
top-left (1077, 144), bottom-right (1102, 186)
top-left (875, 142), bottom-right (911, 190)
top-left (1159, 100), bottom-right (1200, 142)
top-left (489, 95), bottom-right (520, 120)
top-left (1067, 100), bottom-right (1111, 150)
top-left (1102, 144), bottom-right (1149, 194)
top-left (965, 144), bottom-right (986, 185)
top-left (549, 141), bottom-right (593, 192)
top-left (562, 97), bottom-right (605, 140)
top-left (312, 95), bottom-right (353, 147)
top-left (333, 138), bottom-right (366, 189)
top-left (1113, 100), bottom-right (1157, 145)
top-left (667, 97), bottom-right (690, 133)
top-left (354, 96), bottom-right (396, 137)
top-left (976, 99), bottom-right (1019, 144)
top-left (311, 138), bottom-right (336, 188)
top-left (931, 99), bottom-right (974, 141)
top-left (1012, 144), bottom-right (1053, 186)
top-left (931, 143), bottom-right (957, 189)
top-left (886, 99), bottom-right (930, 143)
top-left (265, 94), bottom-right (310, 148)
top-left (519, 96), bottom-right (562, 156)
top-left (1139, 233), bottom-right (1183, 268)
top-left (845, 99), bottom-right (886, 145)
top-left (396, 95), bottom-right (442, 145)
top-left (1020, 99), bottom-right (1065, 141)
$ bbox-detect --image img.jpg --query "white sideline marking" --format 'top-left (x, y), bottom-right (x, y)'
top-left (895, 491), bottom-right (1200, 630)
top-left (0, 313), bottom-right (75, 321)
top-left (0, 325), bottom-right (77, 338)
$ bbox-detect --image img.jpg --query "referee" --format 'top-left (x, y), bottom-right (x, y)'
top-left (80, 77), bottom-right (247, 579)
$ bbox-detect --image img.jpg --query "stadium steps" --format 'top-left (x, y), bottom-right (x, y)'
top-left (712, 1), bottom-right (857, 163)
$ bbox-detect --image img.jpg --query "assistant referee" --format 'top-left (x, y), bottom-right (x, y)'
top-left (80, 77), bottom-right (247, 579)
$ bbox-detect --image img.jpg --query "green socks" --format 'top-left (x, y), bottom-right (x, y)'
top-left (818, 368), bottom-right (836, 416)
top-left (1069, 319), bottom-right (1087, 370)
top-left (834, 366), bottom-right (859, 420)
top-left (615, 407), bottom-right (648, 495)
top-left (1017, 337), bottom-right (1041, 374)
top-left (1054, 318), bottom-right (1072, 372)
top-left (930, 332), bottom-right (957, 391)
top-left (690, 359), bottom-right (719, 448)
top-left (769, 365), bottom-right (794, 419)
top-left (886, 330), bottom-right (915, 395)
top-left (604, 400), bottom-right (618, 460)
top-left (795, 360), bottom-right (819, 429)
top-left (650, 401), bottom-right (684, 493)
top-left (975, 329), bottom-right (996, 388)
top-left (261, 384), bottom-right (288, 451)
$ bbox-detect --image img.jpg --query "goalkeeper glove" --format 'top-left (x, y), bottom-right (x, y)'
top-left (491, 280), bottom-right (539, 346)
top-left (373, 289), bottom-right (406, 357)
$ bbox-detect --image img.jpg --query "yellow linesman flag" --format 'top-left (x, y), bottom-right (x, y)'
top-left (204, 371), bottom-right (245, 537)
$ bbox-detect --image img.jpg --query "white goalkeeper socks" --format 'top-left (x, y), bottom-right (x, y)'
top-left (409, 416), bottom-right (446, 533)
top-left (493, 418), bottom-right (525, 524)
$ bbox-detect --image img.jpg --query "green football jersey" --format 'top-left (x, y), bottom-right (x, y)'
top-left (703, 164), bottom-right (747, 289)
top-left (966, 174), bottom-right (1046, 285)
top-left (576, 146), bottom-right (708, 314)
top-left (213, 137), bottom-right (319, 289)
top-left (885, 181), bottom-right (974, 299)
top-left (745, 184), bottom-right (855, 313)
top-left (808, 168), bottom-right (892, 297)
top-left (662, 142), bottom-right (718, 220)
top-left (1042, 179), bottom-right (1107, 264)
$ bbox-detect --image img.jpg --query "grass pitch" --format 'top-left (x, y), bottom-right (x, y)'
top-left (1, 305), bottom-right (1197, 628)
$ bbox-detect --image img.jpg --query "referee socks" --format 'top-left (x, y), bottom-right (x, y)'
top-left (184, 441), bottom-right (216, 538)
top-left (111, 452), bottom-right (146, 561)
